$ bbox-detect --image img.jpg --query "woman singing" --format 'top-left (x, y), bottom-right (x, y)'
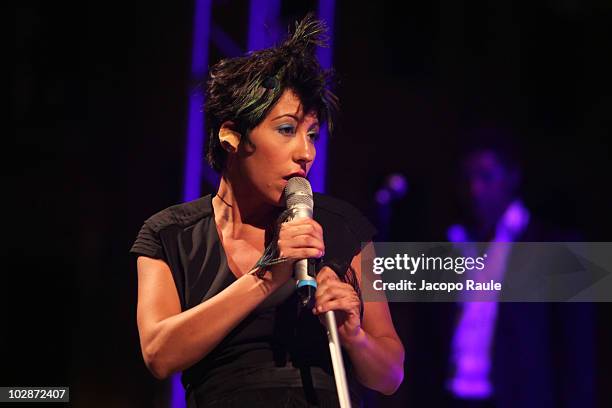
top-left (130, 15), bottom-right (404, 407)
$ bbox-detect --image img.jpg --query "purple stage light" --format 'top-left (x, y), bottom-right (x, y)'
top-left (375, 189), bottom-right (392, 205)
top-left (248, 0), bottom-right (281, 51)
top-left (176, 1), bottom-right (213, 406)
top-left (387, 173), bottom-right (408, 197)
top-left (309, 0), bottom-right (336, 193)
top-left (183, 0), bottom-right (215, 202)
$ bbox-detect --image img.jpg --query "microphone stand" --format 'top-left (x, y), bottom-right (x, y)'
top-left (324, 310), bottom-right (352, 408)
top-left (295, 273), bottom-right (352, 408)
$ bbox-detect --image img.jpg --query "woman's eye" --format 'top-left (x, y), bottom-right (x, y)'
top-left (308, 132), bottom-right (320, 142)
top-left (277, 125), bottom-right (296, 135)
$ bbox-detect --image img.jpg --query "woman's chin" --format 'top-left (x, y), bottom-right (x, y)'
top-left (254, 187), bottom-right (284, 208)
top-left (270, 191), bottom-right (285, 207)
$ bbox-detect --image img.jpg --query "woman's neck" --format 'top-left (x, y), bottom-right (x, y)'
top-left (214, 175), bottom-right (278, 239)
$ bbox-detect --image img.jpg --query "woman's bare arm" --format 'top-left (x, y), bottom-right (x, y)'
top-left (136, 256), bottom-right (286, 379)
top-left (314, 242), bottom-right (405, 395)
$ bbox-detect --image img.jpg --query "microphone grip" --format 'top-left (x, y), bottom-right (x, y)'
top-left (291, 203), bottom-right (316, 308)
top-left (295, 258), bottom-right (316, 308)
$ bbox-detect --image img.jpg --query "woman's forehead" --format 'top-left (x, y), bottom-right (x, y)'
top-left (268, 89), bottom-right (318, 122)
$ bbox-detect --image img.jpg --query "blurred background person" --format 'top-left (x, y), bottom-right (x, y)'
top-left (441, 128), bottom-right (595, 408)
top-left (374, 128), bottom-right (596, 408)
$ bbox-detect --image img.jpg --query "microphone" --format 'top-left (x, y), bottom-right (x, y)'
top-left (284, 177), bottom-right (352, 407)
top-left (284, 177), bottom-right (317, 308)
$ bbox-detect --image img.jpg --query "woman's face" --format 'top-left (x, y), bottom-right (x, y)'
top-left (235, 89), bottom-right (319, 206)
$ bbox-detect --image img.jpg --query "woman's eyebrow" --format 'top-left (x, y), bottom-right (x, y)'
top-left (271, 113), bottom-right (300, 121)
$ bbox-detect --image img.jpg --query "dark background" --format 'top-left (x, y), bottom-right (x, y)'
top-left (10, 0), bottom-right (612, 406)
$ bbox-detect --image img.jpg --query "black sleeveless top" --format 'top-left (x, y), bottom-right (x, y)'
top-left (130, 193), bottom-right (376, 404)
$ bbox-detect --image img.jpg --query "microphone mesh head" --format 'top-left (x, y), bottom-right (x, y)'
top-left (284, 177), bottom-right (313, 209)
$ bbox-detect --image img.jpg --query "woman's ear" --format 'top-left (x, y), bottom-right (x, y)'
top-left (219, 121), bottom-right (241, 153)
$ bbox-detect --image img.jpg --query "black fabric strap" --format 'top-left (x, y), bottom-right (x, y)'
top-left (299, 366), bottom-right (320, 406)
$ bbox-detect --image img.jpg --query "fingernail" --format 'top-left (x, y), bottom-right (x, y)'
top-left (317, 306), bottom-right (323, 312)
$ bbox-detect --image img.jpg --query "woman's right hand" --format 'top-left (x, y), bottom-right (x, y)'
top-left (268, 218), bottom-right (325, 285)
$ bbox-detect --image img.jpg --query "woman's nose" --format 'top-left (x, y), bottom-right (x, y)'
top-left (293, 133), bottom-right (315, 164)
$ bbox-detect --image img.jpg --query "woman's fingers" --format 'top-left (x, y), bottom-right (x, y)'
top-left (315, 279), bottom-right (352, 300)
top-left (311, 266), bottom-right (362, 342)
top-left (278, 235), bottom-right (323, 251)
top-left (287, 217), bottom-right (323, 233)
top-left (313, 298), bottom-right (361, 315)
top-left (314, 280), bottom-right (360, 314)
top-left (279, 247), bottom-right (323, 260)
top-left (277, 218), bottom-right (324, 260)
top-left (279, 219), bottom-right (323, 239)
top-left (279, 222), bottom-right (321, 238)
top-left (315, 287), bottom-right (359, 310)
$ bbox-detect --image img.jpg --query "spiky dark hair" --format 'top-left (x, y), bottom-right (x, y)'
top-left (204, 14), bottom-right (339, 172)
